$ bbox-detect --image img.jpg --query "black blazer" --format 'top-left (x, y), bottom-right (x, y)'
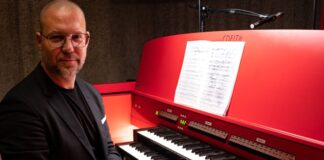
top-left (0, 64), bottom-right (121, 160)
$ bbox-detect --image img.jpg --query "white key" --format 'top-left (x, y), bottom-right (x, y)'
top-left (118, 144), bottom-right (152, 160)
top-left (138, 130), bottom-right (207, 160)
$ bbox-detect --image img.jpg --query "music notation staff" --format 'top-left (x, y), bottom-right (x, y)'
top-left (117, 126), bottom-right (242, 160)
top-left (175, 41), bottom-right (245, 116)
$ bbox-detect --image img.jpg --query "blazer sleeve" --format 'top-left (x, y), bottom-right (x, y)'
top-left (0, 101), bottom-right (49, 160)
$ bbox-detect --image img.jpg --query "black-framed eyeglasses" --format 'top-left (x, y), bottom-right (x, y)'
top-left (40, 32), bottom-right (90, 49)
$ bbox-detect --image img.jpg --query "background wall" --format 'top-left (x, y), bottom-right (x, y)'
top-left (0, 0), bottom-right (323, 99)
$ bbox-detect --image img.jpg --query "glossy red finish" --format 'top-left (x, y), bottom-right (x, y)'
top-left (97, 30), bottom-right (324, 159)
top-left (131, 91), bottom-right (324, 160)
top-left (93, 82), bottom-right (136, 94)
top-left (136, 30), bottom-right (324, 142)
top-left (93, 82), bottom-right (142, 143)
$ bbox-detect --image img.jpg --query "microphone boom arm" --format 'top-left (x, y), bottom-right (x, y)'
top-left (192, 1), bottom-right (284, 31)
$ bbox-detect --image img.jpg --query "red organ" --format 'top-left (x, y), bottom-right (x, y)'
top-left (95, 30), bottom-right (324, 160)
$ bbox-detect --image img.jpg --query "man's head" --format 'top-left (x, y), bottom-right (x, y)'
top-left (36, 0), bottom-right (89, 84)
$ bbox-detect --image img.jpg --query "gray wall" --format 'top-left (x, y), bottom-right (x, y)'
top-left (0, 0), bottom-right (322, 99)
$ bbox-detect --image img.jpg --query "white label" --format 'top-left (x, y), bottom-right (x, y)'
top-left (205, 121), bottom-right (212, 126)
top-left (256, 137), bottom-right (266, 144)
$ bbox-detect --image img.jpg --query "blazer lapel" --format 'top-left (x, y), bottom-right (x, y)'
top-left (77, 79), bottom-right (109, 158)
top-left (48, 92), bottom-right (96, 160)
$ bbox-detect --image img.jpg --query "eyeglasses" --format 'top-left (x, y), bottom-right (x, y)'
top-left (40, 32), bottom-right (89, 49)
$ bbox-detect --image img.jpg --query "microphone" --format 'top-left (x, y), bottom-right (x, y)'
top-left (250, 12), bottom-right (284, 29)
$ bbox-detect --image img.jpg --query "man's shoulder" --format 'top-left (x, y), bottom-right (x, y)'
top-left (1, 66), bottom-right (46, 104)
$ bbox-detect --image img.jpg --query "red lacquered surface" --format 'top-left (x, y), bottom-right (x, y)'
top-left (96, 30), bottom-right (324, 159)
top-left (131, 91), bottom-right (324, 160)
top-left (94, 82), bottom-right (149, 143)
top-left (135, 30), bottom-right (324, 142)
top-left (93, 82), bottom-right (136, 94)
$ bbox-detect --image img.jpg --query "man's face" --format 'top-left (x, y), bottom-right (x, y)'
top-left (37, 8), bottom-right (89, 80)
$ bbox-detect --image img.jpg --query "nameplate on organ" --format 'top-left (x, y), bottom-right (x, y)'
top-left (95, 30), bottom-right (324, 160)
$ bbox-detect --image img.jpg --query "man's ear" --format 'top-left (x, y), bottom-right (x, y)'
top-left (36, 32), bottom-right (42, 47)
top-left (86, 31), bottom-right (90, 45)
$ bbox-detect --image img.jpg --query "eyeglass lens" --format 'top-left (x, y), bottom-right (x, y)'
top-left (45, 33), bottom-right (88, 48)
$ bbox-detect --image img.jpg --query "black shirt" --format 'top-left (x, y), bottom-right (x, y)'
top-left (57, 84), bottom-right (104, 160)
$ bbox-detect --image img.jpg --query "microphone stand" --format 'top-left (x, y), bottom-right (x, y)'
top-left (312, 0), bottom-right (319, 29)
top-left (195, 0), bottom-right (281, 32)
top-left (198, 0), bottom-right (209, 32)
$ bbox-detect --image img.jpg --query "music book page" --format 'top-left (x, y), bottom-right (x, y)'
top-left (174, 41), bottom-right (245, 116)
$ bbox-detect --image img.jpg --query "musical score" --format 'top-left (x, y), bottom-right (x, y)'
top-left (175, 41), bottom-right (245, 116)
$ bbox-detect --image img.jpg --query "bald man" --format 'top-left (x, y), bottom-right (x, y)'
top-left (0, 1), bottom-right (121, 160)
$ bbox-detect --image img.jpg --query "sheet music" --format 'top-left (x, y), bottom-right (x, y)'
top-left (174, 41), bottom-right (245, 116)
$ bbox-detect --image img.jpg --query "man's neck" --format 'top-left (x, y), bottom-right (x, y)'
top-left (41, 65), bottom-right (76, 89)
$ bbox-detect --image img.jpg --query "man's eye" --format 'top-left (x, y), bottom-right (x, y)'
top-left (72, 34), bottom-right (84, 42)
top-left (48, 35), bottom-right (65, 42)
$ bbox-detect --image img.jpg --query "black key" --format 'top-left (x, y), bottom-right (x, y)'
top-left (206, 152), bottom-right (227, 160)
top-left (183, 143), bottom-right (209, 150)
top-left (129, 142), bottom-right (143, 148)
top-left (207, 153), bottom-right (238, 160)
top-left (179, 140), bottom-right (200, 146)
top-left (203, 151), bottom-right (225, 157)
top-left (194, 146), bottom-right (224, 154)
top-left (151, 155), bottom-right (169, 160)
top-left (164, 134), bottom-right (183, 140)
top-left (136, 146), bottom-right (151, 153)
top-left (144, 151), bottom-right (158, 157)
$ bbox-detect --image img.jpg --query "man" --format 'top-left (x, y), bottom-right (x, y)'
top-left (0, 1), bottom-right (121, 160)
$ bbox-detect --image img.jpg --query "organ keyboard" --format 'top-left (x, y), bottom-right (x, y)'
top-left (118, 142), bottom-right (171, 160)
top-left (117, 126), bottom-right (241, 160)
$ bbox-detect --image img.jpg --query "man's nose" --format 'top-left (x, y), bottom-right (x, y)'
top-left (62, 37), bottom-right (74, 52)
